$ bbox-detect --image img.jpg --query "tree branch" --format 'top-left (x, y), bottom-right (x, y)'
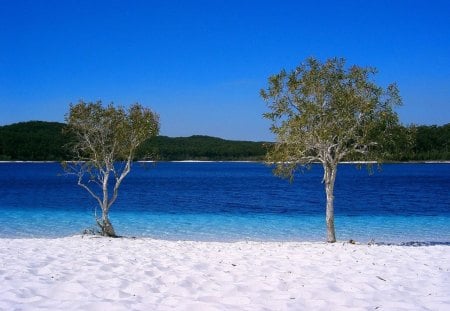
top-left (77, 173), bottom-right (102, 207)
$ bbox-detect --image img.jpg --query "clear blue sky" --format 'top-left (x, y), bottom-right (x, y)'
top-left (1, 0), bottom-right (449, 141)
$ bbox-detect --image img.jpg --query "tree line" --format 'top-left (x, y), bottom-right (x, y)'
top-left (0, 120), bottom-right (448, 162)
top-left (0, 121), bottom-right (267, 161)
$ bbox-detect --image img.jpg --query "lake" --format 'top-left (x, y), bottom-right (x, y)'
top-left (0, 162), bottom-right (449, 243)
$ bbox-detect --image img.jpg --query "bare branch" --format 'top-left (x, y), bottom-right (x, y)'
top-left (77, 174), bottom-right (102, 207)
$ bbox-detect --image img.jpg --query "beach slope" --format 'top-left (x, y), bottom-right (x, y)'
top-left (0, 236), bottom-right (449, 310)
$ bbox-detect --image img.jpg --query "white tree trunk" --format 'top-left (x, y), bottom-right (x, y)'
top-left (97, 158), bottom-right (132, 237)
top-left (100, 210), bottom-right (116, 237)
top-left (324, 162), bottom-right (337, 243)
top-left (99, 171), bottom-right (116, 237)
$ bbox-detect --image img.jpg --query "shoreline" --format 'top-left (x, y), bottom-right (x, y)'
top-left (0, 235), bottom-right (448, 310)
top-left (1, 235), bottom-right (450, 246)
top-left (1, 160), bottom-right (450, 164)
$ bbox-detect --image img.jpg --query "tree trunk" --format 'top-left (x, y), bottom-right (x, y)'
top-left (100, 209), bottom-right (116, 237)
top-left (98, 170), bottom-right (117, 237)
top-left (324, 162), bottom-right (337, 243)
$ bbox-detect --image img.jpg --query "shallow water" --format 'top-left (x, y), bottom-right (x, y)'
top-left (0, 162), bottom-right (449, 243)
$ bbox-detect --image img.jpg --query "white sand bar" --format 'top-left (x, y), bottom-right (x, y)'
top-left (0, 236), bottom-right (449, 310)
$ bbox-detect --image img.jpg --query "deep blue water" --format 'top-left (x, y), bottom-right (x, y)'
top-left (0, 162), bottom-right (449, 243)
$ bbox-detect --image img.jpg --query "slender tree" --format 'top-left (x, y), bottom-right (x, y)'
top-left (63, 101), bottom-right (159, 237)
top-left (261, 57), bottom-right (403, 242)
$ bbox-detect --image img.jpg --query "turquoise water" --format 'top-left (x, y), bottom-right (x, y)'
top-left (0, 162), bottom-right (449, 243)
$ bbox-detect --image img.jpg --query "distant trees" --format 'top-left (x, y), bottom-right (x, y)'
top-left (411, 124), bottom-right (450, 160)
top-left (0, 122), bottom-right (267, 161)
top-left (261, 57), bottom-right (405, 242)
top-left (0, 121), bottom-right (448, 162)
top-left (136, 135), bottom-right (266, 161)
top-left (63, 101), bottom-right (159, 237)
top-left (0, 121), bottom-right (68, 160)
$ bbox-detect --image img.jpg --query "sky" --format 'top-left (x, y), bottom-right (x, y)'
top-left (0, 0), bottom-right (449, 141)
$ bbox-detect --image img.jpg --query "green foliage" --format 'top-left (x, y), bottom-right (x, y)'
top-left (0, 121), bottom-right (68, 160)
top-left (65, 101), bottom-right (159, 162)
top-left (136, 135), bottom-right (266, 161)
top-left (261, 57), bottom-right (404, 177)
top-left (0, 121), bottom-right (448, 162)
top-left (406, 123), bottom-right (450, 160)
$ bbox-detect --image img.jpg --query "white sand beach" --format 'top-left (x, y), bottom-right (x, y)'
top-left (0, 236), bottom-right (449, 310)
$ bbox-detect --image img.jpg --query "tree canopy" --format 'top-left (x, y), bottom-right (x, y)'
top-left (262, 57), bottom-right (404, 175)
top-left (66, 102), bottom-right (159, 162)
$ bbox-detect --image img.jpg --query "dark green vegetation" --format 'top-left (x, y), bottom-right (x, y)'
top-left (136, 135), bottom-right (266, 161)
top-left (0, 121), bottom-right (267, 161)
top-left (0, 121), bottom-right (68, 161)
top-left (0, 121), bottom-right (448, 161)
top-left (409, 124), bottom-right (450, 160)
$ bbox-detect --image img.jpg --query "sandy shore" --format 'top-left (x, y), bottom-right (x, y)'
top-left (0, 236), bottom-right (449, 310)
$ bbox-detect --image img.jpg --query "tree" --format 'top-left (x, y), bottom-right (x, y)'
top-left (63, 101), bottom-right (159, 237)
top-left (261, 57), bottom-right (403, 243)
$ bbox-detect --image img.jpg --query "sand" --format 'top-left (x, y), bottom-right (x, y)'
top-left (0, 236), bottom-right (449, 310)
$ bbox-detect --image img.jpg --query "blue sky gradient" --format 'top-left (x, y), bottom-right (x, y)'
top-left (1, 0), bottom-right (449, 140)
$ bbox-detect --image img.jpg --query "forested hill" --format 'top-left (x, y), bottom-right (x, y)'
top-left (0, 121), bottom-right (449, 161)
top-left (135, 135), bottom-right (266, 161)
top-left (0, 121), bottom-right (267, 161)
top-left (0, 121), bottom-right (68, 161)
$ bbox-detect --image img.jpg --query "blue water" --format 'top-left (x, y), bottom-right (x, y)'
top-left (0, 162), bottom-right (449, 243)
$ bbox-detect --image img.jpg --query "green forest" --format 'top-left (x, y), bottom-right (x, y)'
top-left (0, 121), bottom-right (449, 161)
top-left (0, 121), bottom-right (267, 161)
